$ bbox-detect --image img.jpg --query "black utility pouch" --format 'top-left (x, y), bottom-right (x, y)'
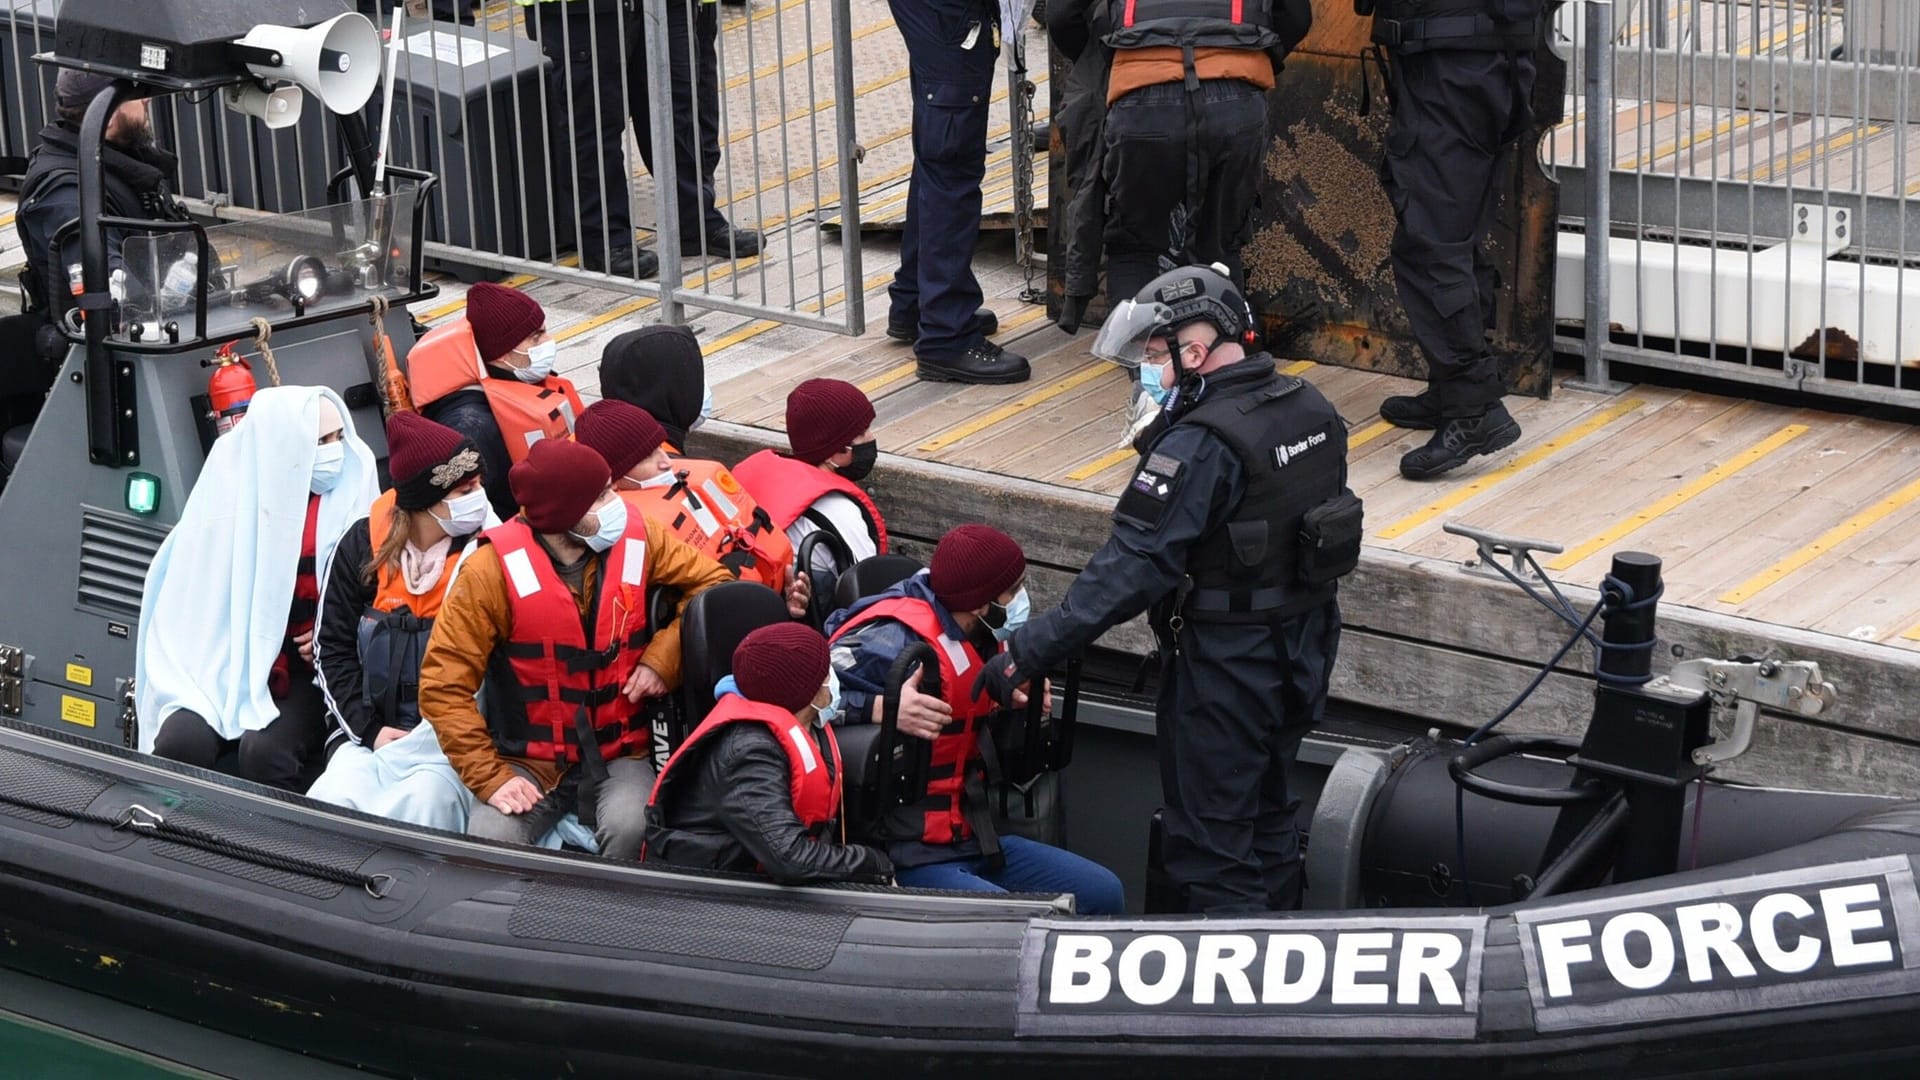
top-left (1297, 489), bottom-right (1364, 586)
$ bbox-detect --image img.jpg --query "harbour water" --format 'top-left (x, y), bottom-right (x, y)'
top-left (1, 1011), bottom-right (204, 1078)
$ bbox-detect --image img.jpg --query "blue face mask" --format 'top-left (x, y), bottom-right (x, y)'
top-left (310, 441), bottom-right (345, 494)
top-left (815, 666), bottom-right (842, 726)
top-left (1140, 360), bottom-right (1171, 407)
top-left (713, 674), bottom-right (740, 700)
top-left (992, 586), bottom-right (1030, 643)
top-left (692, 381), bottom-right (716, 431)
top-left (570, 495), bottom-right (627, 552)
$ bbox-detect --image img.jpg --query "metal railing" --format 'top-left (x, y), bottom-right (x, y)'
top-left (3, 0), bottom-right (871, 335)
top-left (1552, 0), bottom-right (1920, 407)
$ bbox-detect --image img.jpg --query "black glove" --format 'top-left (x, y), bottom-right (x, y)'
top-left (1057, 294), bottom-right (1090, 335)
top-left (972, 650), bottom-right (1028, 710)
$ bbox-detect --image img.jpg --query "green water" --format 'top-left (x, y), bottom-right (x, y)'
top-left (0, 1011), bottom-right (207, 1079)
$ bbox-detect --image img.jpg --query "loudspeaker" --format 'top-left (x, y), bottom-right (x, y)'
top-left (221, 82), bottom-right (304, 130)
top-left (232, 13), bottom-right (381, 114)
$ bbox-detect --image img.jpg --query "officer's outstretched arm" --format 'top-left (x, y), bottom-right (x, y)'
top-left (1014, 427), bottom-right (1242, 673)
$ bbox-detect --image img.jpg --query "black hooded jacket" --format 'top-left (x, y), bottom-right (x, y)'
top-left (15, 122), bottom-right (189, 313)
top-left (646, 722), bottom-right (894, 886)
top-left (598, 324), bottom-right (707, 452)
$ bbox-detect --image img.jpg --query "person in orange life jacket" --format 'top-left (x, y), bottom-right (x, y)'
top-left (138, 388), bottom-right (379, 791)
top-left (823, 525), bottom-right (1124, 914)
top-left (420, 439), bottom-right (734, 856)
top-left (417, 282), bottom-right (584, 520)
top-left (576, 400), bottom-right (811, 619)
top-left (732, 378), bottom-right (886, 582)
top-left (596, 327), bottom-right (800, 591)
top-left (314, 411), bottom-right (493, 755)
top-left (644, 623), bottom-right (893, 885)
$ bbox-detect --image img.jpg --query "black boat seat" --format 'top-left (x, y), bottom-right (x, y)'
top-left (829, 554), bottom-right (925, 616)
top-left (677, 580), bottom-right (792, 738)
top-left (0, 424), bottom-right (31, 480)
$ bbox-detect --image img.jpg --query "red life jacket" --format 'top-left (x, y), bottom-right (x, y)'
top-left (828, 595), bottom-right (992, 846)
top-left (485, 518), bottom-right (652, 766)
top-left (406, 319), bottom-right (583, 464)
top-left (270, 494), bottom-right (323, 699)
top-left (619, 456), bottom-right (794, 592)
top-left (731, 449), bottom-right (889, 554)
top-left (646, 693), bottom-right (843, 840)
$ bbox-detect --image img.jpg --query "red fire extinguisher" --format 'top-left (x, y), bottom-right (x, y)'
top-left (208, 343), bottom-right (256, 436)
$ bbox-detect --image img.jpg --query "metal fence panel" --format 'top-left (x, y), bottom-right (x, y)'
top-left (4, 0), bottom-right (871, 336)
top-left (1555, 0), bottom-right (1920, 407)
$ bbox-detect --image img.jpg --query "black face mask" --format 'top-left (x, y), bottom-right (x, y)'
top-left (840, 440), bottom-right (878, 482)
top-left (983, 599), bottom-right (1008, 630)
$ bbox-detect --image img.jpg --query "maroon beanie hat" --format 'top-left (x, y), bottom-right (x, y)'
top-left (733, 623), bottom-right (832, 714)
top-left (785, 378), bottom-right (875, 466)
top-left (929, 524), bottom-right (1026, 612)
top-left (510, 439), bottom-right (610, 533)
top-left (387, 411), bottom-right (482, 511)
top-left (466, 282), bottom-right (546, 365)
top-left (576, 400), bottom-right (668, 479)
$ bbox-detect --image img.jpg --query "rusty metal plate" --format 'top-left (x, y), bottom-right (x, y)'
top-left (1048, 10), bottom-right (1566, 398)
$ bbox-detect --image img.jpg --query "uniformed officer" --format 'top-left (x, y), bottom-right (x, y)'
top-left (1049, 0), bottom-right (1311, 327)
top-left (516, 0), bottom-right (759, 277)
top-left (975, 264), bottom-right (1361, 914)
top-left (1367, 0), bottom-right (1541, 479)
top-left (889, 0), bottom-right (1032, 385)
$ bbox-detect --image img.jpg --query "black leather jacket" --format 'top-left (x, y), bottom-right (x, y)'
top-left (646, 724), bottom-right (894, 886)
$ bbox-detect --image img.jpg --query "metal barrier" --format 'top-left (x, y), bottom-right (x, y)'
top-left (1552, 0), bottom-right (1920, 407)
top-left (4, 0), bottom-right (871, 335)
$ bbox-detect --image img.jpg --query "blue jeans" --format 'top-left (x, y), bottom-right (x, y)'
top-left (895, 835), bottom-right (1125, 915)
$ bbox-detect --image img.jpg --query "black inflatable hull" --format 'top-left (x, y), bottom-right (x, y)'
top-left (6, 722), bottom-right (1920, 1077)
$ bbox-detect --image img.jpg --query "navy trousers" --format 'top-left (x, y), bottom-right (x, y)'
top-left (1382, 48), bottom-right (1536, 418)
top-left (886, 0), bottom-right (999, 360)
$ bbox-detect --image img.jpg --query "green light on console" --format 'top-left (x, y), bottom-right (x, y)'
top-left (125, 472), bottom-right (160, 516)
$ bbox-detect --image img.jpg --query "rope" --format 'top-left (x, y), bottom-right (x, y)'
top-left (367, 295), bottom-right (395, 417)
top-left (250, 318), bottom-right (282, 387)
top-left (0, 790), bottom-right (391, 897)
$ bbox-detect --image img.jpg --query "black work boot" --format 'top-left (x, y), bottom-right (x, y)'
top-left (1379, 389), bottom-right (1442, 430)
top-left (886, 307), bottom-right (999, 343)
top-left (916, 340), bottom-right (1031, 385)
top-left (1398, 403), bottom-right (1521, 480)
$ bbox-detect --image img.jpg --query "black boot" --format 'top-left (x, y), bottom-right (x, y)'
top-left (1379, 389), bottom-right (1442, 430)
top-left (916, 340), bottom-right (1031, 385)
top-left (1398, 403), bottom-right (1521, 480)
top-left (886, 307), bottom-right (999, 343)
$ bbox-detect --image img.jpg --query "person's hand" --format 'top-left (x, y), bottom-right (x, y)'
top-left (624, 664), bottom-right (668, 703)
top-left (892, 663), bottom-right (952, 741)
top-left (487, 775), bottom-right (542, 815)
top-left (1010, 677), bottom-right (1054, 715)
top-left (972, 651), bottom-right (1028, 709)
top-left (294, 629), bottom-right (315, 664)
top-left (373, 726), bottom-right (407, 750)
top-left (784, 571), bottom-right (812, 620)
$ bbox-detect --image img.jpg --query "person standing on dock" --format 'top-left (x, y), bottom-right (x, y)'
top-left (1047, 0), bottom-right (1312, 328)
top-left (888, 0), bottom-right (1032, 385)
top-left (976, 264), bottom-right (1361, 914)
top-left (1366, 0), bottom-right (1540, 480)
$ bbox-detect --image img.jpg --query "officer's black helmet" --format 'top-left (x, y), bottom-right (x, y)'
top-left (1136, 263), bottom-right (1257, 348)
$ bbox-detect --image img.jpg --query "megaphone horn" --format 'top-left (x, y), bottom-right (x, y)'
top-left (231, 13), bottom-right (381, 115)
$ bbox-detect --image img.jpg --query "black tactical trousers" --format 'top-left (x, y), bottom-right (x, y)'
top-left (1382, 48), bottom-right (1535, 418)
top-left (151, 684), bottom-right (329, 793)
top-left (1155, 598), bottom-right (1341, 914)
top-left (1101, 78), bottom-right (1268, 305)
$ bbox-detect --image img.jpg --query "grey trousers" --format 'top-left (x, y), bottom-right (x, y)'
top-left (467, 756), bottom-right (655, 860)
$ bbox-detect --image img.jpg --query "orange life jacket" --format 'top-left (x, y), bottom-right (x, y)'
top-left (405, 319), bottom-right (583, 464)
top-left (358, 489), bottom-right (480, 732)
top-left (619, 456), bottom-right (793, 591)
top-left (731, 449), bottom-right (889, 554)
top-left (827, 595), bottom-right (993, 846)
top-left (484, 518), bottom-right (652, 766)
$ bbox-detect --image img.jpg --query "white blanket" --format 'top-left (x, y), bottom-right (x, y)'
top-left (136, 386), bottom-right (378, 750)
